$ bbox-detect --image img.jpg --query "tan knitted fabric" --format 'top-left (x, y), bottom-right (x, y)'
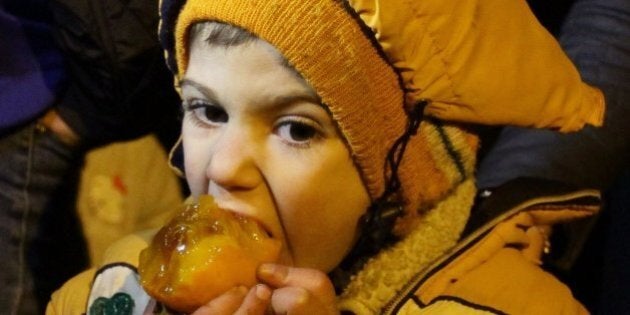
top-left (173, 0), bottom-right (478, 234)
top-left (337, 178), bottom-right (476, 313)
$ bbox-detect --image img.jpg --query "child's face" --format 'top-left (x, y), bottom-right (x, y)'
top-left (180, 37), bottom-right (371, 272)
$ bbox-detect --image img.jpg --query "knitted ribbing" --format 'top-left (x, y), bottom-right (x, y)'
top-left (337, 178), bottom-right (476, 313)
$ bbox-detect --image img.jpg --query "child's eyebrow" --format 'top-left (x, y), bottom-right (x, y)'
top-left (180, 78), bottom-right (323, 111)
top-left (266, 92), bottom-right (322, 110)
top-left (179, 79), bottom-right (218, 101)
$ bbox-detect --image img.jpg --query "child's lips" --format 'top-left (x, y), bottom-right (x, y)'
top-left (215, 201), bottom-right (275, 238)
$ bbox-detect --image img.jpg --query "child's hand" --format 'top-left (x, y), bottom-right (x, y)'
top-left (257, 263), bottom-right (339, 314)
top-left (190, 263), bottom-right (339, 314)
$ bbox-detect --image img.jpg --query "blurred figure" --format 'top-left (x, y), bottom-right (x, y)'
top-left (0, 0), bottom-right (181, 313)
top-left (76, 134), bottom-right (183, 266)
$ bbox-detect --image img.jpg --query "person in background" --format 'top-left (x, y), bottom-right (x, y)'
top-left (477, 0), bottom-right (630, 312)
top-left (0, 0), bottom-right (180, 313)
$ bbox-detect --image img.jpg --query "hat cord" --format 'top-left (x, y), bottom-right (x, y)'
top-left (336, 99), bottom-right (429, 281)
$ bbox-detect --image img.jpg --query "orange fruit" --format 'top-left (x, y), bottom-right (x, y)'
top-left (138, 195), bottom-right (281, 313)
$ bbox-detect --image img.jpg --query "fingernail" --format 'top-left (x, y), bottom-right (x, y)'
top-left (293, 287), bottom-right (309, 305)
top-left (258, 263), bottom-right (275, 275)
top-left (259, 263), bottom-right (288, 280)
top-left (255, 284), bottom-right (271, 301)
top-left (231, 285), bottom-right (248, 295)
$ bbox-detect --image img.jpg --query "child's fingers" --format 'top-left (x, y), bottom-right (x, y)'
top-left (269, 286), bottom-right (336, 315)
top-left (191, 286), bottom-right (247, 315)
top-left (234, 284), bottom-right (272, 315)
top-left (258, 263), bottom-right (335, 295)
top-left (258, 263), bottom-right (337, 314)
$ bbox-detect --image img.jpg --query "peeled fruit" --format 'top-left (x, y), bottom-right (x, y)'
top-left (138, 195), bottom-right (281, 313)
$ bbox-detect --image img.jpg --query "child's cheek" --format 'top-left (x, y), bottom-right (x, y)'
top-left (182, 140), bottom-right (211, 196)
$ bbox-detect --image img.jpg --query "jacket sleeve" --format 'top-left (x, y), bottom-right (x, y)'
top-left (49, 0), bottom-right (181, 147)
top-left (46, 269), bottom-right (96, 315)
top-left (46, 230), bottom-right (156, 314)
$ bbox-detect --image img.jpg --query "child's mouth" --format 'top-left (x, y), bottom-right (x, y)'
top-left (214, 199), bottom-right (275, 238)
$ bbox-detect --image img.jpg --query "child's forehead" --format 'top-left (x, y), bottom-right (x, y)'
top-left (190, 27), bottom-right (305, 81)
top-left (184, 42), bottom-right (323, 107)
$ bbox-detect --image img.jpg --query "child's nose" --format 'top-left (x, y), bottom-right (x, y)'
top-left (206, 128), bottom-right (262, 190)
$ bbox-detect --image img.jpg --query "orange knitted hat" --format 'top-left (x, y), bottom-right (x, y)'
top-left (159, 0), bottom-right (604, 235)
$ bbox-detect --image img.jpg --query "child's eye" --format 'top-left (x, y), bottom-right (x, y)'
top-left (275, 119), bottom-right (321, 147)
top-left (185, 100), bottom-right (228, 125)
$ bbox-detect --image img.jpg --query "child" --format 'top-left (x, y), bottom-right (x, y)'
top-left (48, 0), bottom-right (605, 314)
